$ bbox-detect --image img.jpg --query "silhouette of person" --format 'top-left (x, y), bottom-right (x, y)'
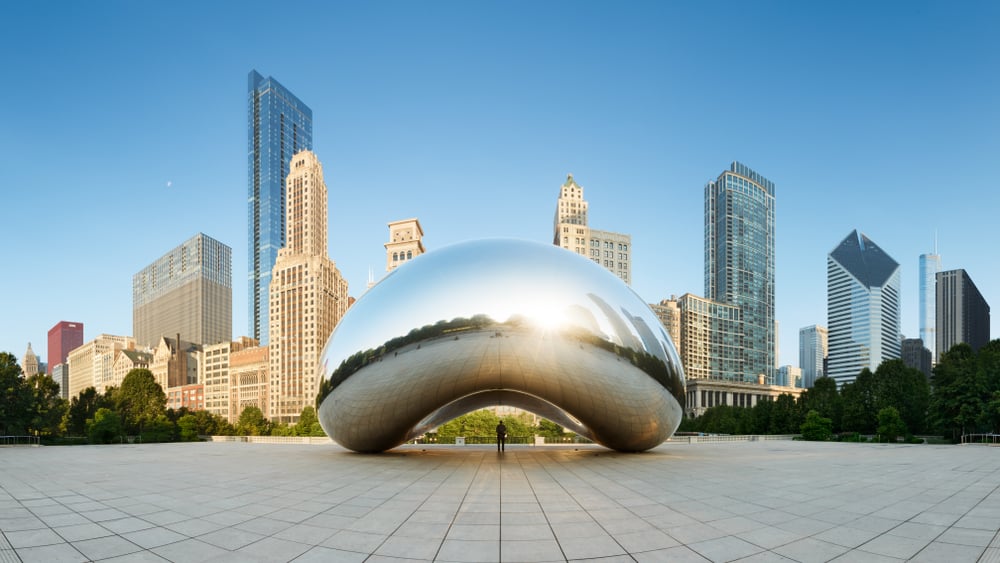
top-left (496, 420), bottom-right (507, 452)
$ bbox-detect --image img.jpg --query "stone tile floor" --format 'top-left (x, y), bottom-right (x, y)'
top-left (0, 441), bottom-right (998, 562)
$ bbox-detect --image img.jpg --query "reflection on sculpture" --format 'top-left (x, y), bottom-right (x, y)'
top-left (316, 239), bottom-right (686, 453)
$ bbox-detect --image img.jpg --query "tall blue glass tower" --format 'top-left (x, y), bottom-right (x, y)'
top-left (705, 162), bottom-right (775, 383)
top-left (919, 252), bottom-right (941, 361)
top-left (248, 70), bottom-right (312, 344)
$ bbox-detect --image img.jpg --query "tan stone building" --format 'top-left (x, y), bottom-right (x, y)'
top-left (22, 343), bottom-right (39, 378)
top-left (110, 349), bottom-right (152, 389)
top-left (269, 150), bottom-right (349, 423)
top-left (230, 344), bottom-right (269, 423)
top-left (66, 335), bottom-right (135, 398)
top-left (649, 298), bottom-right (681, 350)
top-left (553, 174), bottom-right (631, 285)
top-left (201, 337), bottom-right (257, 422)
top-left (385, 218), bottom-right (425, 272)
top-left (149, 336), bottom-right (201, 391)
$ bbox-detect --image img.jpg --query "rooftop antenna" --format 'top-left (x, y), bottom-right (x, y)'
top-left (366, 266), bottom-right (375, 290)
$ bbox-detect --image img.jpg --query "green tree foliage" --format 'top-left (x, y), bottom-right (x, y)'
top-left (87, 408), bottom-right (122, 444)
top-left (800, 410), bottom-right (833, 441)
top-left (114, 369), bottom-right (166, 435)
top-left (140, 414), bottom-right (175, 443)
top-left (929, 343), bottom-right (985, 440)
top-left (0, 352), bottom-right (31, 435)
top-left (798, 377), bottom-right (842, 431)
top-left (536, 419), bottom-right (566, 438)
top-left (436, 410), bottom-right (536, 438)
top-left (177, 414), bottom-right (200, 441)
top-left (237, 406), bottom-right (271, 436)
top-left (877, 406), bottom-right (907, 443)
top-left (62, 387), bottom-right (114, 436)
top-left (839, 361), bottom-right (928, 434)
top-left (294, 406), bottom-right (326, 437)
top-left (25, 373), bottom-right (66, 436)
top-left (769, 394), bottom-right (802, 434)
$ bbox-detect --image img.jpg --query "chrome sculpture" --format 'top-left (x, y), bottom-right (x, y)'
top-left (316, 239), bottom-right (685, 452)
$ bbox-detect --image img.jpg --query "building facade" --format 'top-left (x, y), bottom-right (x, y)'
top-left (66, 334), bottom-right (135, 398)
top-left (149, 336), bottom-right (201, 391)
top-left (52, 364), bottom-right (68, 400)
top-left (22, 343), bottom-right (39, 378)
top-left (248, 70), bottom-right (313, 345)
top-left (919, 253), bottom-right (941, 362)
top-left (684, 378), bottom-right (803, 418)
top-left (649, 298), bottom-right (681, 350)
top-left (230, 345), bottom-right (270, 423)
top-left (47, 321), bottom-right (84, 375)
top-left (111, 349), bottom-right (152, 390)
top-left (133, 233), bottom-right (231, 350)
top-left (552, 174), bottom-right (632, 285)
top-left (673, 293), bottom-right (743, 382)
top-left (827, 230), bottom-right (901, 386)
top-left (798, 325), bottom-right (828, 388)
top-left (705, 162), bottom-right (775, 383)
top-left (385, 218), bottom-right (425, 272)
top-left (777, 365), bottom-right (802, 388)
top-left (901, 338), bottom-right (933, 379)
top-left (936, 269), bottom-right (991, 356)
top-left (269, 151), bottom-right (349, 423)
top-left (201, 337), bottom-right (257, 422)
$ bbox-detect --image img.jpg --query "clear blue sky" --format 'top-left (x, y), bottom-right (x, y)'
top-left (2, 1), bottom-right (998, 370)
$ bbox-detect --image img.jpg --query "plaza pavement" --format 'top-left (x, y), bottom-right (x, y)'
top-left (0, 441), bottom-right (998, 562)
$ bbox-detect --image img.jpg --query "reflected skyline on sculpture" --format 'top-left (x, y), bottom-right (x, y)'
top-left (317, 239), bottom-right (686, 453)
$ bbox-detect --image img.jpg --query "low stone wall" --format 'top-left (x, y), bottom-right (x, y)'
top-left (669, 434), bottom-right (798, 444)
top-left (206, 435), bottom-right (333, 445)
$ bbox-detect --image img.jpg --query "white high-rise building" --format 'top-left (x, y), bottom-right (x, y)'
top-left (269, 150), bottom-right (349, 423)
top-left (827, 230), bottom-right (901, 386)
top-left (798, 325), bottom-right (828, 388)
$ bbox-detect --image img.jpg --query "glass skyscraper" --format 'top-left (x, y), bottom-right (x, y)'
top-left (827, 230), bottom-right (901, 386)
top-left (919, 252), bottom-right (941, 362)
top-left (248, 70), bottom-right (312, 344)
top-left (705, 162), bottom-right (775, 383)
top-left (936, 269), bottom-right (990, 357)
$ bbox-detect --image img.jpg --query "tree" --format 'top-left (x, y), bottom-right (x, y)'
top-left (114, 369), bottom-right (166, 435)
top-left (25, 373), bottom-right (66, 436)
top-left (800, 410), bottom-right (833, 441)
top-left (537, 419), bottom-right (566, 438)
top-left (177, 414), bottom-right (200, 441)
top-left (294, 406), bottom-right (326, 437)
top-left (840, 369), bottom-right (877, 433)
top-left (87, 408), bottom-right (122, 444)
top-left (877, 406), bottom-right (907, 443)
top-left (930, 343), bottom-right (984, 440)
top-left (798, 377), bottom-right (842, 432)
top-left (769, 394), bottom-right (801, 434)
top-left (62, 387), bottom-right (114, 436)
top-left (237, 406), bottom-right (271, 436)
top-left (0, 353), bottom-right (31, 435)
top-left (872, 359), bottom-right (929, 434)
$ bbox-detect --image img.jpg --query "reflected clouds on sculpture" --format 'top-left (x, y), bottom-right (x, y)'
top-left (317, 239), bottom-right (685, 453)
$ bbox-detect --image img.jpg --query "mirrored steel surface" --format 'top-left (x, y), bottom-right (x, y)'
top-left (317, 238), bottom-right (686, 452)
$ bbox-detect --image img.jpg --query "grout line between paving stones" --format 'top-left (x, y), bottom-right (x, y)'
top-left (0, 531), bottom-right (22, 563)
top-left (431, 451), bottom-right (491, 562)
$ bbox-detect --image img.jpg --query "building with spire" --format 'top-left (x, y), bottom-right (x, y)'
top-left (22, 343), bottom-right (39, 378)
top-left (385, 218), bottom-right (425, 272)
top-left (269, 150), bottom-right (349, 423)
top-left (919, 251), bottom-right (941, 362)
top-left (553, 174), bottom-right (631, 284)
top-left (705, 162), bottom-right (775, 383)
top-left (827, 230), bottom-right (901, 386)
top-left (248, 70), bottom-right (313, 345)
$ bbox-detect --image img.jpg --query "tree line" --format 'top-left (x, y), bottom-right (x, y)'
top-left (679, 341), bottom-right (1000, 442)
top-left (0, 353), bottom-right (324, 443)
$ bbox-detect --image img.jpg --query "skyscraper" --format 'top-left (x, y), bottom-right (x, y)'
top-left (248, 70), bottom-right (313, 344)
top-left (936, 269), bottom-right (990, 356)
top-left (552, 174), bottom-right (632, 284)
top-left (919, 252), bottom-right (941, 362)
top-left (22, 343), bottom-right (39, 378)
top-left (798, 325), bottom-right (828, 388)
top-left (827, 230), bottom-right (901, 386)
top-left (47, 321), bottom-right (83, 375)
top-left (269, 150), bottom-right (349, 423)
top-left (385, 218), bottom-right (425, 272)
top-left (705, 162), bottom-right (775, 383)
top-left (132, 233), bottom-right (232, 349)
